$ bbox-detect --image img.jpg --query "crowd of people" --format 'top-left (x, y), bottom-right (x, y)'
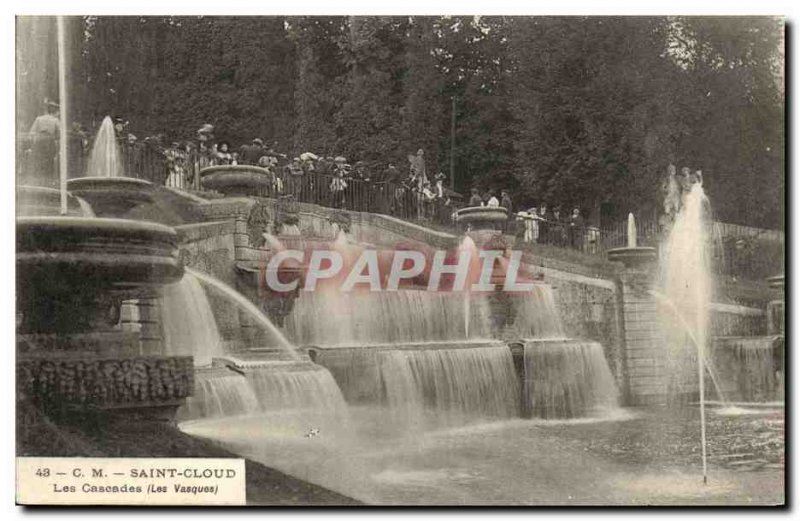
top-left (465, 186), bottom-right (593, 251)
top-left (515, 205), bottom-right (591, 250)
top-left (21, 106), bottom-right (595, 251)
top-left (151, 124), bottom-right (460, 224)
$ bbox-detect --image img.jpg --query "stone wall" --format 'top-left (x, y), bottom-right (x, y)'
top-left (175, 220), bottom-right (237, 285)
top-left (710, 303), bottom-right (767, 337)
top-left (173, 219), bottom-right (247, 345)
top-left (520, 255), bottom-right (625, 388)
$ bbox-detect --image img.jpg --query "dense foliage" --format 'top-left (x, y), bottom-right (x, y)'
top-left (20, 16), bottom-right (784, 228)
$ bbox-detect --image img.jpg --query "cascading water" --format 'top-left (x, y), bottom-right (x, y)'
top-left (180, 362), bottom-right (348, 421)
top-left (86, 116), bottom-right (123, 178)
top-left (179, 371), bottom-right (261, 420)
top-left (522, 340), bottom-right (619, 418)
top-left (711, 336), bottom-right (783, 402)
top-left (160, 274), bottom-right (224, 367)
top-left (246, 363), bottom-right (348, 415)
top-left (315, 344), bottom-right (520, 423)
top-left (162, 267), bottom-right (347, 423)
top-left (186, 267), bottom-right (299, 359)
top-left (284, 290), bottom-right (495, 346)
top-left (273, 229), bottom-right (619, 420)
top-left (507, 284), bottom-right (568, 339)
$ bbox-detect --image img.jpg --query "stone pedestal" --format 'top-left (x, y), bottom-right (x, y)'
top-left (619, 270), bottom-right (668, 405)
top-left (607, 246), bottom-right (665, 405)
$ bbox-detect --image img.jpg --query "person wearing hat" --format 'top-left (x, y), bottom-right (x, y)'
top-left (300, 152), bottom-right (317, 176)
top-left (516, 208), bottom-right (536, 243)
top-left (537, 203), bottom-right (551, 244)
top-left (194, 125), bottom-right (216, 169)
top-left (433, 172), bottom-right (446, 199)
top-left (551, 206), bottom-right (565, 246)
top-left (26, 99), bottom-right (61, 183)
top-left (316, 156), bottom-right (333, 176)
top-left (409, 148), bottom-right (427, 188)
top-left (468, 188), bottom-right (483, 207)
top-left (165, 141), bottom-right (188, 188)
top-left (113, 116), bottom-right (128, 137)
top-left (239, 138), bottom-right (264, 165)
top-left (29, 99), bottom-right (60, 137)
top-left (329, 165), bottom-right (348, 209)
top-left (214, 141), bottom-right (233, 165)
top-left (486, 190), bottom-right (500, 208)
top-left (421, 180), bottom-right (437, 221)
top-left (568, 207), bottom-right (585, 251)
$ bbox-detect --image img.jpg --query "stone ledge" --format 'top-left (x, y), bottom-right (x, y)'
top-left (175, 220), bottom-right (236, 243)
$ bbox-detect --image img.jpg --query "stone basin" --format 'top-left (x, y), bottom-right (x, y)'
top-left (606, 246), bottom-right (657, 268)
top-left (455, 206), bottom-right (509, 227)
top-left (17, 185), bottom-right (94, 217)
top-left (200, 165), bottom-right (274, 196)
top-left (17, 216), bottom-right (183, 333)
top-left (66, 176), bottom-right (156, 217)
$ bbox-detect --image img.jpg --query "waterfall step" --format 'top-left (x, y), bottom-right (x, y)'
top-left (213, 352), bottom-right (313, 371)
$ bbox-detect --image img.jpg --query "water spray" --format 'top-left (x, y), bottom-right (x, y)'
top-left (698, 339), bottom-right (708, 485)
top-left (56, 16), bottom-right (68, 215)
top-left (659, 180), bottom-right (713, 486)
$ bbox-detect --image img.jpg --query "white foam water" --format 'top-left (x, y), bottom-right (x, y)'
top-left (315, 344), bottom-right (520, 424)
top-left (86, 116), bottom-right (124, 178)
top-left (179, 371), bottom-right (261, 419)
top-left (523, 340), bottom-right (619, 418)
top-left (658, 183), bottom-right (714, 397)
top-left (246, 363), bottom-right (349, 416)
top-left (160, 273), bottom-right (224, 367)
top-left (711, 336), bottom-right (782, 402)
top-left (180, 362), bottom-right (348, 421)
top-left (284, 290), bottom-right (496, 346)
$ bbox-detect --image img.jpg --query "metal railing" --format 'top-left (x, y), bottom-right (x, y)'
top-left (227, 169), bottom-right (466, 230)
top-left (17, 135), bottom-right (782, 281)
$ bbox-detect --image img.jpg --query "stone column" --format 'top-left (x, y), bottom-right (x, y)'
top-left (618, 268), bottom-right (667, 405)
top-left (137, 298), bottom-right (162, 355)
top-left (607, 245), bottom-right (663, 405)
top-left (767, 274), bottom-right (785, 400)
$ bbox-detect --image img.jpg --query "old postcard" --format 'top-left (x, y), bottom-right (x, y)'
top-left (14, 14), bottom-right (785, 507)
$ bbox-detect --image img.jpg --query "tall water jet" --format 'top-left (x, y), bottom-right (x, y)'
top-left (659, 180), bottom-right (712, 483)
top-left (67, 115), bottom-right (162, 220)
top-left (56, 16), bottom-right (68, 214)
top-left (660, 183), bottom-right (712, 394)
top-left (86, 116), bottom-right (124, 178)
top-left (627, 212), bottom-right (637, 248)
